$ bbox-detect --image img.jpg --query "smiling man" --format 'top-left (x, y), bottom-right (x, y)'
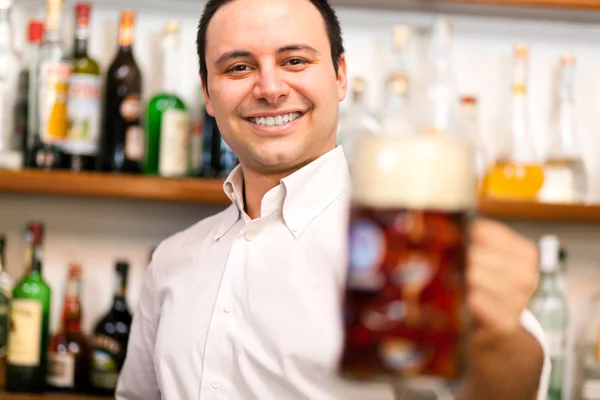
top-left (115, 0), bottom-right (550, 399)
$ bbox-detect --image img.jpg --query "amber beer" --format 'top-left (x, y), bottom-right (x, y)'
top-left (340, 132), bottom-right (476, 384)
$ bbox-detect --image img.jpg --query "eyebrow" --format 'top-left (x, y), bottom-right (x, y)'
top-left (214, 43), bottom-right (319, 67)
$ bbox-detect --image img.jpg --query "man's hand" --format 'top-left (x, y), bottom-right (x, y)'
top-left (467, 218), bottom-right (539, 341)
top-left (456, 218), bottom-right (546, 400)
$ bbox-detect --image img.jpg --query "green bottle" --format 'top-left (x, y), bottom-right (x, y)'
top-left (6, 222), bottom-right (52, 393)
top-left (529, 235), bottom-right (567, 400)
top-left (144, 20), bottom-right (190, 178)
top-left (65, 2), bottom-right (102, 171)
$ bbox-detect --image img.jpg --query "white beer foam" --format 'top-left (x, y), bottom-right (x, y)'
top-left (351, 133), bottom-right (477, 211)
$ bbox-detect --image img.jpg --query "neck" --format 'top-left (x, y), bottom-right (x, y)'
top-left (241, 143), bottom-right (336, 220)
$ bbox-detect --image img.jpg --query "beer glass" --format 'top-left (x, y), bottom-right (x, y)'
top-left (339, 131), bottom-right (476, 399)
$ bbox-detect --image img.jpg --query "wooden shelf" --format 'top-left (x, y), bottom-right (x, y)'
top-left (0, 168), bottom-right (230, 205)
top-left (478, 197), bottom-right (600, 223)
top-left (434, 0), bottom-right (600, 10)
top-left (0, 394), bottom-right (112, 400)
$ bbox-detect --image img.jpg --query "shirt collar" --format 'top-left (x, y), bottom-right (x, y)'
top-left (222, 146), bottom-right (349, 238)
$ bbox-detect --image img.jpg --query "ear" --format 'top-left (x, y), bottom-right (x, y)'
top-left (201, 77), bottom-right (215, 117)
top-left (336, 54), bottom-right (348, 103)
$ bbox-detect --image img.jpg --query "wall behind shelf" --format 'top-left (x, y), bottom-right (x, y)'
top-left (4, 1), bottom-right (600, 399)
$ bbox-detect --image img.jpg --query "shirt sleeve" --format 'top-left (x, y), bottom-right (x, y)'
top-left (520, 308), bottom-right (552, 400)
top-left (115, 257), bottom-right (161, 400)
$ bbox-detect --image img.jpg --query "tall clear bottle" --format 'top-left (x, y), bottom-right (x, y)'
top-left (13, 21), bottom-right (44, 169)
top-left (0, 0), bottom-right (22, 170)
top-left (538, 54), bottom-right (587, 204)
top-left (419, 15), bottom-right (458, 136)
top-left (481, 43), bottom-right (544, 200)
top-left (528, 235), bottom-right (567, 400)
top-left (0, 235), bottom-right (13, 390)
top-left (144, 20), bottom-right (190, 177)
top-left (98, 10), bottom-right (143, 173)
top-left (65, 2), bottom-right (102, 172)
top-left (6, 222), bottom-right (51, 393)
top-left (26, 0), bottom-right (70, 170)
top-left (337, 77), bottom-right (382, 163)
top-left (379, 25), bottom-right (413, 138)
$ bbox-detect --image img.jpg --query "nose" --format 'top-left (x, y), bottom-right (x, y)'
top-left (253, 64), bottom-right (290, 105)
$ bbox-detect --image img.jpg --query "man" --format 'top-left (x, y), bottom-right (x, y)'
top-left (116, 0), bottom-right (550, 399)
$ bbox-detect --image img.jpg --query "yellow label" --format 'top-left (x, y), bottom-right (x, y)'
top-left (7, 300), bottom-right (42, 366)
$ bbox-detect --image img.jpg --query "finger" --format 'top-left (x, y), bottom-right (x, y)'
top-left (470, 219), bottom-right (539, 265)
top-left (468, 290), bottom-right (522, 337)
top-left (468, 258), bottom-right (527, 312)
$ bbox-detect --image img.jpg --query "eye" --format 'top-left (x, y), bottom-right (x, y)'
top-left (227, 64), bottom-right (251, 74)
top-left (286, 58), bottom-right (308, 67)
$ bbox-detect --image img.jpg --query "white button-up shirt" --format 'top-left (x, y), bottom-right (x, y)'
top-left (116, 146), bottom-right (550, 400)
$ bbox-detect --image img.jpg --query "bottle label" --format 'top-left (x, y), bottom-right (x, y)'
top-left (39, 61), bottom-right (72, 145)
top-left (125, 127), bottom-right (144, 161)
top-left (544, 330), bottom-right (565, 358)
top-left (190, 114), bottom-right (204, 173)
top-left (66, 73), bottom-right (102, 155)
top-left (7, 299), bottom-right (42, 366)
top-left (91, 334), bottom-right (122, 390)
top-left (47, 352), bottom-right (75, 388)
top-left (0, 292), bottom-right (9, 357)
top-left (120, 95), bottom-right (141, 121)
top-left (159, 108), bottom-right (190, 177)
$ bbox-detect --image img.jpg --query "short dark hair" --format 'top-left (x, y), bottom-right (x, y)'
top-left (196, 0), bottom-right (345, 91)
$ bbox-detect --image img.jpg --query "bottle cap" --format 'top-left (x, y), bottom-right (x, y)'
top-left (75, 2), bottom-right (90, 17)
top-left (515, 43), bottom-right (529, 58)
top-left (26, 222), bottom-right (45, 245)
top-left (539, 234), bottom-right (560, 272)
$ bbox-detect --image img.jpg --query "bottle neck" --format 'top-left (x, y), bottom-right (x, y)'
top-left (29, 243), bottom-right (43, 274)
top-left (538, 270), bottom-right (560, 294)
top-left (112, 270), bottom-right (128, 312)
top-left (0, 241), bottom-right (5, 273)
top-left (73, 24), bottom-right (90, 58)
top-left (161, 37), bottom-right (179, 94)
top-left (510, 58), bottom-right (533, 163)
top-left (554, 67), bottom-right (577, 154)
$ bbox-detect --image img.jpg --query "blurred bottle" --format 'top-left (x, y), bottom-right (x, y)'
top-left (379, 26), bottom-right (413, 138)
top-left (47, 263), bottom-right (90, 393)
top-left (457, 95), bottom-right (486, 184)
top-left (538, 54), bottom-right (587, 204)
top-left (14, 21), bottom-right (44, 169)
top-left (0, 0), bottom-right (22, 170)
top-left (529, 235), bottom-right (567, 400)
top-left (337, 77), bottom-right (382, 163)
top-left (98, 10), bottom-right (143, 173)
top-left (64, 2), bottom-right (102, 172)
top-left (6, 222), bottom-right (51, 393)
top-left (419, 15), bottom-right (458, 136)
top-left (201, 110), bottom-right (237, 179)
top-left (580, 293), bottom-right (600, 400)
top-left (26, 0), bottom-right (71, 170)
top-left (481, 43), bottom-right (544, 200)
top-left (144, 20), bottom-right (190, 178)
top-left (0, 234), bottom-right (13, 390)
top-left (90, 261), bottom-right (132, 395)
top-left (189, 87), bottom-right (205, 177)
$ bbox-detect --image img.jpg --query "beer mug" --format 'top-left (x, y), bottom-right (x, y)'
top-left (339, 131), bottom-right (476, 397)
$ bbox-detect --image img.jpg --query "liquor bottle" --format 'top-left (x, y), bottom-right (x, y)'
top-left (144, 20), bottom-right (190, 177)
top-left (64, 3), bottom-right (102, 172)
top-left (457, 95), bottom-right (486, 183)
top-left (481, 43), bottom-right (544, 200)
top-left (379, 25), bottom-right (413, 139)
top-left (98, 10), bottom-right (143, 173)
top-left (201, 108), bottom-right (237, 179)
top-left (337, 77), bottom-right (382, 163)
top-left (13, 21), bottom-right (44, 169)
top-left (189, 86), bottom-right (205, 177)
top-left (47, 263), bottom-right (90, 392)
top-left (6, 222), bottom-right (51, 393)
top-left (90, 260), bottom-right (132, 395)
top-left (528, 235), bottom-right (567, 400)
top-left (26, 0), bottom-right (71, 170)
top-left (419, 15), bottom-right (458, 136)
top-left (0, 235), bottom-right (13, 390)
top-left (580, 292), bottom-right (600, 400)
top-left (538, 54), bottom-right (587, 204)
top-left (0, 0), bottom-right (22, 170)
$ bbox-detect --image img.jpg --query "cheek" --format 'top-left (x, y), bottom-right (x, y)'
top-left (211, 80), bottom-right (253, 118)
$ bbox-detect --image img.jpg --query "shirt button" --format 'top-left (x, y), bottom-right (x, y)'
top-left (244, 231), bottom-right (255, 241)
top-left (223, 305), bottom-right (232, 313)
top-left (211, 380), bottom-right (221, 389)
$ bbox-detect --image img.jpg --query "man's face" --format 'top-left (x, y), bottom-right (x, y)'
top-left (203, 0), bottom-right (347, 175)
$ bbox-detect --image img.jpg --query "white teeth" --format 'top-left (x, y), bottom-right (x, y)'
top-left (251, 112), bottom-right (301, 127)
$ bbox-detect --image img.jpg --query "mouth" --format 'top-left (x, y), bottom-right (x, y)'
top-left (245, 111), bottom-right (304, 129)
